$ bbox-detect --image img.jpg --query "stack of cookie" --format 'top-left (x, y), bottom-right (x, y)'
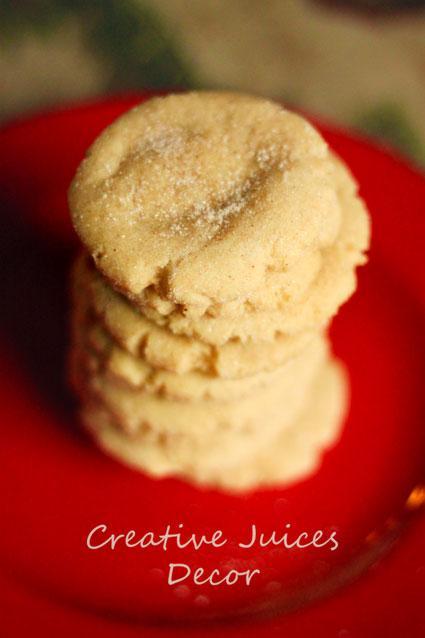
top-left (68, 92), bottom-right (370, 491)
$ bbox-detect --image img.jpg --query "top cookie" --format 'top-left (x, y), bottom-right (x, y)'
top-left (69, 91), bottom-right (342, 309)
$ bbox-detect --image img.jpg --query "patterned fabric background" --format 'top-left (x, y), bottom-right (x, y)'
top-left (1, 0), bottom-right (424, 167)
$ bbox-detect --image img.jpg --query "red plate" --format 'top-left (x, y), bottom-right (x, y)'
top-left (0, 94), bottom-right (424, 637)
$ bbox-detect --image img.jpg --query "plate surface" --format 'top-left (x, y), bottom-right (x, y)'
top-left (0, 94), bottom-right (424, 637)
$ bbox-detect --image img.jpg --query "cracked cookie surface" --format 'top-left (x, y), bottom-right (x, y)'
top-left (69, 91), bottom-right (343, 311)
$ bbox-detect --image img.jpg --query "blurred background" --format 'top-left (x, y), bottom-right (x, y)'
top-left (1, 0), bottom-right (425, 167)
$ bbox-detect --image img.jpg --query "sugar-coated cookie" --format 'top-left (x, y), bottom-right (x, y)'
top-left (139, 162), bottom-right (369, 343)
top-left (69, 91), bottom-right (343, 311)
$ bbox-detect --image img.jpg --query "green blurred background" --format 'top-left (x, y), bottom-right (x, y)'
top-left (1, 0), bottom-right (424, 166)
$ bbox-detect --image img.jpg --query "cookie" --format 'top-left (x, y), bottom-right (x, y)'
top-left (138, 248), bottom-right (323, 317)
top-left (70, 342), bottom-right (329, 438)
top-left (136, 153), bottom-right (368, 320)
top-left (139, 163), bottom-right (369, 343)
top-left (80, 360), bottom-right (347, 491)
top-left (73, 253), bottom-right (319, 377)
top-left (73, 303), bottom-right (328, 401)
top-left (69, 91), bottom-right (343, 311)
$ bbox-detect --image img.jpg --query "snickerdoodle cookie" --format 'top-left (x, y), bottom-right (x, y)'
top-left (72, 293), bottom-right (328, 401)
top-left (129, 155), bottom-right (369, 343)
top-left (72, 252), bottom-right (319, 377)
top-left (70, 338), bottom-right (327, 438)
top-left (79, 360), bottom-right (347, 491)
top-left (69, 92), bottom-right (344, 313)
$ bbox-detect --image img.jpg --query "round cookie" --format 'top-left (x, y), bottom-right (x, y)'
top-left (69, 91), bottom-right (343, 311)
top-left (73, 303), bottom-right (328, 401)
top-left (80, 360), bottom-right (347, 491)
top-left (139, 162), bottom-right (369, 343)
top-left (136, 153), bottom-right (368, 320)
top-left (72, 253), bottom-right (319, 377)
top-left (138, 248), bottom-right (323, 318)
top-left (70, 343), bottom-right (328, 438)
